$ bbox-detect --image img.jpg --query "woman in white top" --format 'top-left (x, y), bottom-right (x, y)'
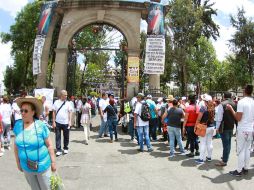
top-left (0, 96), bottom-right (12, 151)
top-left (80, 98), bottom-right (91, 145)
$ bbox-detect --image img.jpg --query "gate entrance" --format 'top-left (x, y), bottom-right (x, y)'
top-left (36, 0), bottom-right (160, 98)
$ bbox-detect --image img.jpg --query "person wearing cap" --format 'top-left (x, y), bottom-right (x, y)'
top-left (226, 85), bottom-right (254, 177)
top-left (134, 93), bottom-right (153, 152)
top-left (52, 90), bottom-right (73, 156)
top-left (0, 96), bottom-right (12, 151)
top-left (195, 94), bottom-right (215, 164)
top-left (146, 94), bottom-right (158, 141)
top-left (13, 96), bottom-right (56, 189)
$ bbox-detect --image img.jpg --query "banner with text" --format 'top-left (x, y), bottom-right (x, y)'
top-left (33, 1), bottom-right (57, 75)
top-left (144, 2), bottom-right (165, 75)
top-left (127, 57), bottom-right (140, 83)
top-left (144, 36), bottom-right (165, 74)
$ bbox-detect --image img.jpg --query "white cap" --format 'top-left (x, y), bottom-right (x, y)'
top-left (147, 94), bottom-right (152, 98)
top-left (201, 94), bottom-right (212, 102)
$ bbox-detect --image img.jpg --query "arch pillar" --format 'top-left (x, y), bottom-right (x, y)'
top-left (53, 48), bottom-right (69, 95)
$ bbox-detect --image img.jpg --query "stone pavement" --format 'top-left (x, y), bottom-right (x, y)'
top-left (0, 117), bottom-right (254, 190)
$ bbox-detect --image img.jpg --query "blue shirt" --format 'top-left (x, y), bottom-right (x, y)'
top-left (146, 99), bottom-right (157, 119)
top-left (13, 120), bottom-right (51, 173)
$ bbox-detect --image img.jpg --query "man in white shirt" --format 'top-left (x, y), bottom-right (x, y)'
top-left (12, 98), bottom-right (22, 124)
top-left (227, 85), bottom-right (254, 177)
top-left (134, 93), bottom-right (153, 152)
top-left (98, 93), bottom-right (108, 138)
top-left (52, 90), bottom-right (73, 156)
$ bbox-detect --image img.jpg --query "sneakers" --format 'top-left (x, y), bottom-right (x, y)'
top-left (0, 152), bottom-right (4, 157)
top-left (229, 170), bottom-right (242, 177)
top-left (186, 153), bottom-right (194, 157)
top-left (195, 151), bottom-right (200, 156)
top-left (242, 168), bottom-right (248, 175)
top-left (179, 151), bottom-right (186, 156)
top-left (63, 149), bottom-right (68, 154)
top-left (7, 146), bottom-right (11, 150)
top-left (56, 151), bottom-right (62, 157)
top-left (169, 153), bottom-right (175, 158)
top-left (148, 148), bottom-right (153, 152)
top-left (206, 157), bottom-right (212, 162)
top-left (137, 149), bottom-right (144, 152)
top-left (195, 159), bottom-right (204, 164)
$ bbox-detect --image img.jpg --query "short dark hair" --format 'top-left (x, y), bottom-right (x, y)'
top-left (223, 92), bottom-right (232, 99)
top-left (172, 99), bottom-right (178, 106)
top-left (245, 84), bottom-right (253, 95)
top-left (188, 94), bottom-right (196, 104)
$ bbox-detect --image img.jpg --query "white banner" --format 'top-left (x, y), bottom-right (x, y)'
top-left (144, 36), bottom-right (165, 74)
top-left (33, 35), bottom-right (46, 75)
top-left (34, 88), bottom-right (54, 111)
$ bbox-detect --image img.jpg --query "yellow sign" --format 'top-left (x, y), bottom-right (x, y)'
top-left (127, 57), bottom-right (139, 83)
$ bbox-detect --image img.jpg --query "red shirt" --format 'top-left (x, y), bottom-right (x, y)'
top-left (185, 104), bottom-right (200, 127)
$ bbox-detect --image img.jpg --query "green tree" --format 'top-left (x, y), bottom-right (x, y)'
top-left (229, 7), bottom-right (254, 84)
top-left (1, 1), bottom-right (42, 94)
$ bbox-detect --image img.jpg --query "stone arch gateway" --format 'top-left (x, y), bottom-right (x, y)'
top-left (36, 0), bottom-right (154, 97)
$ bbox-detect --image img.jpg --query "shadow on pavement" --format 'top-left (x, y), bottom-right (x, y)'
top-left (152, 143), bottom-right (169, 152)
top-left (150, 151), bottom-right (169, 158)
top-left (197, 159), bottom-right (225, 171)
top-left (181, 158), bottom-right (199, 167)
top-left (118, 149), bottom-right (140, 155)
top-left (202, 169), bottom-right (254, 184)
top-left (71, 140), bottom-right (86, 145)
top-left (168, 155), bottom-right (188, 162)
top-left (120, 142), bottom-right (137, 148)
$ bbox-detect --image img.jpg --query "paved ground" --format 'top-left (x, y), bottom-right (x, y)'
top-left (0, 116), bottom-right (254, 190)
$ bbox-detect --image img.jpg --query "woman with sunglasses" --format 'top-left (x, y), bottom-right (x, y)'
top-left (13, 96), bottom-right (56, 190)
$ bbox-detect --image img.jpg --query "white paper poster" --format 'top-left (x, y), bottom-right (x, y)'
top-left (144, 36), bottom-right (165, 74)
top-left (34, 88), bottom-right (54, 111)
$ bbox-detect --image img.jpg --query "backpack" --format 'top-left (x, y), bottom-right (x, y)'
top-left (139, 102), bottom-right (151, 121)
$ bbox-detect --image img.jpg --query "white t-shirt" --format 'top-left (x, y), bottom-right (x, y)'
top-left (237, 97), bottom-right (254, 132)
top-left (134, 101), bottom-right (149, 126)
top-left (53, 100), bottom-right (73, 125)
top-left (76, 99), bottom-right (83, 112)
top-left (99, 98), bottom-right (108, 121)
top-left (12, 102), bottom-right (22, 121)
top-left (0, 103), bottom-right (12, 124)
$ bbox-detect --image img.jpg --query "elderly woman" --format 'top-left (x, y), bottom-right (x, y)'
top-left (13, 96), bottom-right (56, 190)
top-left (195, 94), bottom-right (215, 164)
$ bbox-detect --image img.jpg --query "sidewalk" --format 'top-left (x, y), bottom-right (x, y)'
top-left (0, 118), bottom-right (253, 190)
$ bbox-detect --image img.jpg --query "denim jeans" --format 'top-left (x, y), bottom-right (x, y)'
top-left (98, 118), bottom-right (108, 137)
top-left (1, 122), bottom-right (11, 145)
top-left (107, 117), bottom-right (118, 140)
top-left (128, 117), bottom-right (139, 142)
top-left (149, 118), bottom-right (158, 140)
top-left (167, 126), bottom-right (184, 154)
top-left (220, 130), bottom-right (233, 163)
top-left (137, 125), bottom-right (152, 150)
top-left (55, 122), bottom-right (69, 151)
top-left (186, 126), bottom-right (199, 153)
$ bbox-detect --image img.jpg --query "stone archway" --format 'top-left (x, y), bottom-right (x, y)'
top-left (37, 1), bottom-right (149, 97)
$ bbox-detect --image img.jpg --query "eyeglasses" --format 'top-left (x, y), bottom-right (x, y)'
top-left (20, 109), bottom-right (29, 113)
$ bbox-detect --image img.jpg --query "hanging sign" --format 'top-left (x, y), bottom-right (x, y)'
top-left (127, 57), bottom-right (139, 83)
top-left (144, 2), bottom-right (165, 75)
top-left (33, 1), bottom-right (57, 75)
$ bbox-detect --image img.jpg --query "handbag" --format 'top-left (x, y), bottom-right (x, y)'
top-left (194, 123), bottom-right (207, 137)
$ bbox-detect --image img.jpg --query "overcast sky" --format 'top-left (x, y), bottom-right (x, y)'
top-left (0, 0), bottom-right (254, 91)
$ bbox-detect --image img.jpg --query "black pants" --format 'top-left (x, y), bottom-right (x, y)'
top-left (55, 122), bottom-right (69, 151)
top-left (186, 126), bottom-right (199, 153)
top-left (76, 111), bottom-right (82, 127)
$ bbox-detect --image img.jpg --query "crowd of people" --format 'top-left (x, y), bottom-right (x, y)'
top-left (0, 85), bottom-right (254, 189)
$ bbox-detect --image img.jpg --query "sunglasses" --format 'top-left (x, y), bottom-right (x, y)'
top-left (20, 109), bottom-right (29, 113)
